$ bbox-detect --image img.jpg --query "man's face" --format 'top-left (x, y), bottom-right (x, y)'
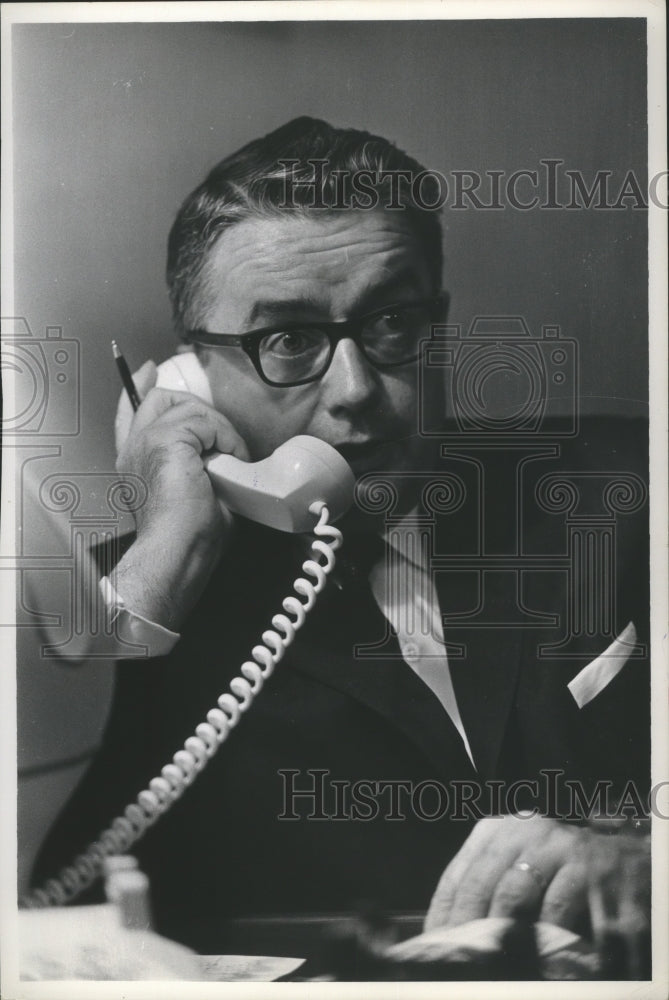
top-left (196, 211), bottom-right (443, 483)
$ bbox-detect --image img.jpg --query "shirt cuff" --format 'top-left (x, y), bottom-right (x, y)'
top-left (99, 576), bottom-right (180, 658)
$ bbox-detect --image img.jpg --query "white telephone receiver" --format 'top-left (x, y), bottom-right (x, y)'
top-left (153, 353), bottom-right (355, 533)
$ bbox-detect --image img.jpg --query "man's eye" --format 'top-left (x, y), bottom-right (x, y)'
top-left (379, 310), bottom-right (405, 329)
top-left (263, 330), bottom-right (322, 356)
top-left (373, 308), bottom-right (416, 336)
top-left (372, 304), bottom-right (429, 337)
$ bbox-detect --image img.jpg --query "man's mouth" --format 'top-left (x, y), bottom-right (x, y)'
top-left (334, 439), bottom-right (399, 471)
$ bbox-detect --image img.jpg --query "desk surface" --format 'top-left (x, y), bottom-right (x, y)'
top-left (198, 954), bottom-right (305, 981)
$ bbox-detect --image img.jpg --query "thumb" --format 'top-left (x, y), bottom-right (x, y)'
top-left (114, 359), bottom-right (157, 454)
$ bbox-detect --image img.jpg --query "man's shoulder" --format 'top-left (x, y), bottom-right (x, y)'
top-left (552, 411), bottom-right (648, 475)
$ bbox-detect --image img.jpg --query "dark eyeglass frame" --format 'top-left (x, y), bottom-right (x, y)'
top-left (184, 293), bottom-right (447, 387)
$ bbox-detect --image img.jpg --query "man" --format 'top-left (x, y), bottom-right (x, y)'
top-left (34, 118), bottom-right (650, 963)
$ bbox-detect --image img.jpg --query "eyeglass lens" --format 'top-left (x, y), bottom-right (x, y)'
top-left (257, 302), bottom-right (432, 384)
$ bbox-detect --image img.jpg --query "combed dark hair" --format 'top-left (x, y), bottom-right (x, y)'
top-left (166, 116), bottom-right (443, 336)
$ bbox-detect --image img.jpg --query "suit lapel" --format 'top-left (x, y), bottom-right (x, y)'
top-left (438, 570), bottom-right (523, 779)
top-left (286, 578), bottom-right (477, 782)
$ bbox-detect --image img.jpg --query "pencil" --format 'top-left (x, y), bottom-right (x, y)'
top-left (112, 340), bottom-right (141, 412)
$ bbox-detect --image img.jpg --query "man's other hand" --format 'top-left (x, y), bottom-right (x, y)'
top-left (424, 815), bottom-right (650, 941)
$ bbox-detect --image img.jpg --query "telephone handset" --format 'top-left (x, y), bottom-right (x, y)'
top-left (155, 353), bottom-right (355, 532)
top-left (24, 353), bottom-right (357, 909)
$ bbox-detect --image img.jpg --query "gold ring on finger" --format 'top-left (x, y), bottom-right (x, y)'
top-left (512, 860), bottom-right (548, 892)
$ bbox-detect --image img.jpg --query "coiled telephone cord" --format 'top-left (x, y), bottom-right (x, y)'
top-left (22, 501), bottom-right (341, 909)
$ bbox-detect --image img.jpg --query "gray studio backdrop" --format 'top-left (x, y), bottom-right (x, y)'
top-left (11, 18), bottom-right (648, 884)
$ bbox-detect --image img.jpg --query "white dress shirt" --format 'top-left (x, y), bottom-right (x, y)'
top-left (371, 517), bottom-right (476, 768)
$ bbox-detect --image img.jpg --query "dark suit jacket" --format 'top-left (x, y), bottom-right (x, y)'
top-left (34, 416), bottom-right (649, 954)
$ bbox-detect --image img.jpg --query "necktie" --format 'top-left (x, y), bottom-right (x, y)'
top-left (333, 531), bottom-right (387, 590)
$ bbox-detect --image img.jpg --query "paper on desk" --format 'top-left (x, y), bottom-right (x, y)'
top-left (198, 955), bottom-right (305, 981)
top-left (387, 917), bottom-right (600, 978)
top-left (388, 917), bottom-right (582, 961)
top-left (20, 903), bottom-right (305, 982)
top-left (19, 904), bottom-right (201, 981)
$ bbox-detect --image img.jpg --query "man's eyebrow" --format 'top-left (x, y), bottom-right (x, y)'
top-left (358, 267), bottom-right (424, 309)
top-left (247, 296), bottom-right (325, 325)
top-left (246, 267), bottom-right (425, 326)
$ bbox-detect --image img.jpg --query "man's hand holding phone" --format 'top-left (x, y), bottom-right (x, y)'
top-left (112, 360), bottom-right (250, 632)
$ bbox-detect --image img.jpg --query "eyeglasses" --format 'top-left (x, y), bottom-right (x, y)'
top-left (184, 295), bottom-right (446, 387)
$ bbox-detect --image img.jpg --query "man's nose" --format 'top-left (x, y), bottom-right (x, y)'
top-left (322, 337), bottom-right (378, 411)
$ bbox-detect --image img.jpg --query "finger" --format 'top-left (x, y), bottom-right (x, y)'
top-left (423, 821), bottom-right (500, 931)
top-left (489, 859), bottom-right (554, 922)
top-left (423, 865), bottom-right (459, 932)
top-left (445, 845), bottom-right (527, 927)
top-left (586, 832), bottom-right (651, 978)
top-left (490, 819), bottom-right (583, 923)
top-left (138, 401), bottom-right (250, 462)
top-left (430, 816), bottom-right (572, 930)
top-left (123, 389), bottom-right (217, 437)
top-left (212, 420), bottom-right (250, 462)
top-left (539, 861), bottom-right (589, 932)
top-left (618, 892), bottom-right (651, 979)
top-left (424, 815), bottom-right (533, 931)
top-left (424, 816), bottom-right (561, 931)
top-left (127, 386), bottom-right (200, 431)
